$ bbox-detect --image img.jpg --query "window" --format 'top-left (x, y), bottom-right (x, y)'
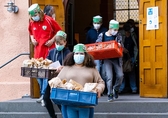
top-left (113, 0), bottom-right (139, 23)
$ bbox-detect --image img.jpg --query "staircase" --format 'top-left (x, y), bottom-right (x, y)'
top-left (0, 94), bottom-right (168, 118)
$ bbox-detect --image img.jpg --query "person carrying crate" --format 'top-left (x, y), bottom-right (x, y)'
top-left (48, 44), bottom-right (105, 118)
top-left (96, 19), bottom-right (124, 102)
top-left (28, 3), bottom-right (62, 106)
top-left (85, 15), bottom-right (107, 72)
top-left (43, 30), bottom-right (71, 118)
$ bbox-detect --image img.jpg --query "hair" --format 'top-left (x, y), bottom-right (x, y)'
top-left (29, 9), bottom-right (44, 21)
top-left (123, 22), bottom-right (131, 32)
top-left (55, 36), bottom-right (66, 44)
top-left (127, 19), bottom-right (135, 27)
top-left (43, 5), bottom-right (53, 17)
top-left (63, 52), bottom-right (96, 68)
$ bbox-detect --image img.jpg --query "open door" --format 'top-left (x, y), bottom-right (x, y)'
top-left (30, 0), bottom-right (65, 98)
top-left (139, 0), bottom-right (168, 97)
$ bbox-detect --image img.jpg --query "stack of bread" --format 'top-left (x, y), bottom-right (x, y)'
top-left (49, 77), bottom-right (98, 93)
top-left (22, 57), bottom-right (53, 69)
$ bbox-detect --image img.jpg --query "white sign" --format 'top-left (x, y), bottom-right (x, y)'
top-left (146, 7), bottom-right (159, 30)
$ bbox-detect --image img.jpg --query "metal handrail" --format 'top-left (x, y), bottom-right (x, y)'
top-left (0, 53), bottom-right (30, 69)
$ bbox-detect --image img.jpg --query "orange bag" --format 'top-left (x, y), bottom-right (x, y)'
top-left (85, 40), bottom-right (123, 60)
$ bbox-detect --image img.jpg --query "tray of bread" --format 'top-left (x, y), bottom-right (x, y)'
top-left (21, 58), bottom-right (58, 79)
top-left (85, 40), bottom-right (123, 60)
top-left (50, 77), bottom-right (98, 106)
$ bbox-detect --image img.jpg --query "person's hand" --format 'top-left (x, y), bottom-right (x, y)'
top-left (31, 38), bottom-right (38, 46)
top-left (96, 88), bottom-right (101, 98)
top-left (45, 39), bottom-right (54, 47)
top-left (118, 43), bottom-right (121, 48)
top-left (56, 66), bottom-right (63, 73)
top-left (123, 48), bottom-right (129, 53)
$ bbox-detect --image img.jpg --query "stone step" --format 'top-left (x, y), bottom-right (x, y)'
top-left (1, 95), bottom-right (168, 113)
top-left (1, 94), bottom-right (168, 118)
top-left (0, 112), bottom-right (168, 118)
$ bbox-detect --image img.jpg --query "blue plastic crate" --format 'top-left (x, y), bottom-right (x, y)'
top-left (50, 88), bottom-right (98, 106)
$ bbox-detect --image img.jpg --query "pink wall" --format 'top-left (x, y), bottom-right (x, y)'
top-left (0, 0), bottom-right (30, 101)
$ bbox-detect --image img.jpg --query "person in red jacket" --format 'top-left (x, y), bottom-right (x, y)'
top-left (28, 3), bottom-right (62, 105)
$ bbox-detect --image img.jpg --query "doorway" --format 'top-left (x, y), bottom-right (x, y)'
top-left (73, 0), bottom-right (140, 94)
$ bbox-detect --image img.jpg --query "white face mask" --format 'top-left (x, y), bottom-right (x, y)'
top-left (73, 54), bottom-right (85, 64)
top-left (93, 24), bottom-right (101, 30)
top-left (111, 29), bottom-right (118, 36)
top-left (32, 16), bottom-right (40, 21)
top-left (52, 14), bottom-right (56, 20)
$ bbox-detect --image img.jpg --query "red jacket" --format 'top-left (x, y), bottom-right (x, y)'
top-left (28, 15), bottom-right (62, 58)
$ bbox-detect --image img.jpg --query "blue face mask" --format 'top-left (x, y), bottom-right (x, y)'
top-left (32, 16), bottom-right (40, 21)
top-left (56, 44), bottom-right (64, 51)
top-left (73, 54), bottom-right (85, 64)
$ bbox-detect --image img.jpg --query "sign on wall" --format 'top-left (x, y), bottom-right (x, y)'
top-left (146, 7), bottom-right (159, 30)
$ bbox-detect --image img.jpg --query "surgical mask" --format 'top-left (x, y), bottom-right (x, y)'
top-left (73, 54), bottom-right (85, 64)
top-left (56, 44), bottom-right (64, 51)
top-left (111, 29), bottom-right (118, 36)
top-left (32, 16), bottom-right (40, 21)
top-left (93, 24), bottom-right (101, 30)
top-left (52, 14), bottom-right (56, 20)
top-left (130, 27), bottom-right (134, 32)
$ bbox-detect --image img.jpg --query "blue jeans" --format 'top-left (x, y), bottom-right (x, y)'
top-left (61, 105), bottom-right (94, 118)
top-left (119, 66), bottom-right (137, 92)
top-left (94, 60), bottom-right (100, 72)
top-left (104, 59), bottom-right (123, 95)
top-left (37, 78), bottom-right (48, 95)
top-left (95, 60), bottom-right (106, 81)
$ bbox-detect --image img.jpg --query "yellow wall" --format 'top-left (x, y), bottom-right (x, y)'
top-left (0, 0), bottom-right (30, 101)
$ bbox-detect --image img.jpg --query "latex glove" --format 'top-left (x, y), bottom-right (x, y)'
top-left (131, 57), bottom-right (135, 64)
top-left (118, 43), bottom-right (121, 48)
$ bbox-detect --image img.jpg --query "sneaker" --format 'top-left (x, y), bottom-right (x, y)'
top-left (113, 89), bottom-right (119, 99)
top-left (36, 95), bottom-right (43, 103)
top-left (107, 94), bottom-right (113, 102)
top-left (41, 100), bottom-right (45, 107)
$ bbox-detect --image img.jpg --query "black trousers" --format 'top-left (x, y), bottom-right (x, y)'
top-left (43, 84), bottom-right (61, 118)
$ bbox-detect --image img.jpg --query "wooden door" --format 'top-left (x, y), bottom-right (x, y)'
top-left (31, 0), bottom-right (65, 30)
top-left (139, 0), bottom-right (168, 97)
top-left (30, 0), bottom-right (65, 98)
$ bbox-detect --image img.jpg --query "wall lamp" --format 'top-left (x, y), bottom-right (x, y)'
top-left (4, 0), bottom-right (19, 13)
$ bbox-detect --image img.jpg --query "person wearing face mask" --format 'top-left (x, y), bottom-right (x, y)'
top-left (43, 30), bottom-right (71, 118)
top-left (85, 15), bottom-right (107, 93)
top-left (28, 3), bottom-right (62, 106)
top-left (48, 43), bottom-right (105, 118)
top-left (86, 15), bottom-right (107, 44)
top-left (96, 19), bottom-right (124, 102)
top-left (119, 22), bottom-right (138, 94)
top-left (44, 5), bottom-right (56, 20)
